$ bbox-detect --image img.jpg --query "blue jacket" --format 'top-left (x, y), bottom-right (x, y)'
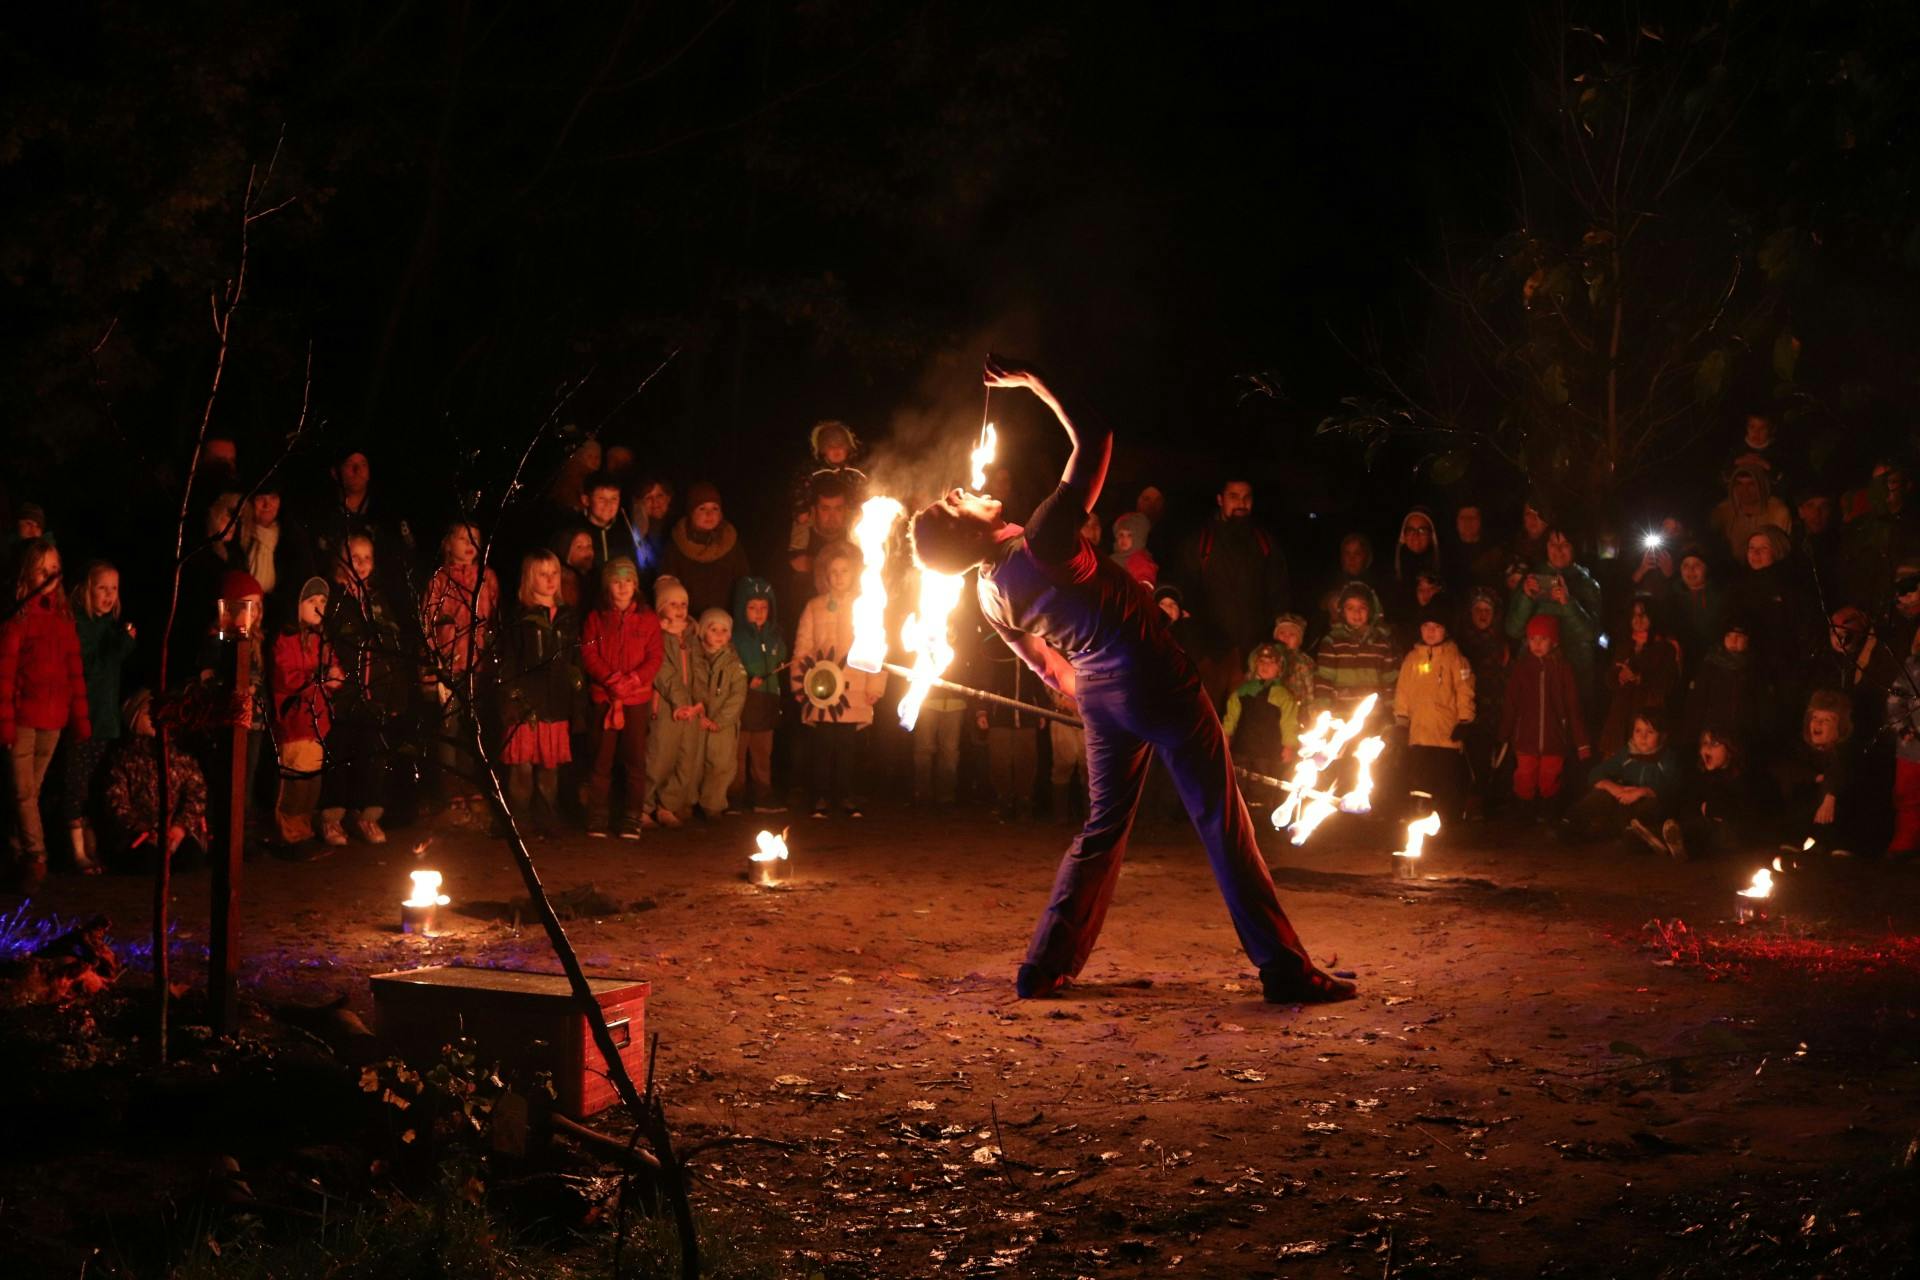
top-left (1591, 746), bottom-right (1680, 800)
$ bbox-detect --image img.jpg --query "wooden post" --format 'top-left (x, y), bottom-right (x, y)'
top-left (209, 636), bottom-right (250, 1035)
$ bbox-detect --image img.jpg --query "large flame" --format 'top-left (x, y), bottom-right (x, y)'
top-left (846, 497), bottom-right (903, 674)
top-left (1396, 812), bottom-right (1441, 861)
top-left (1289, 795), bottom-right (1340, 846)
top-left (970, 422), bottom-right (998, 492)
top-left (896, 569), bottom-right (967, 730)
top-left (1339, 736), bottom-right (1387, 814)
top-left (1737, 867), bottom-right (1773, 900)
top-left (751, 830), bottom-right (790, 864)
top-left (404, 869), bottom-right (450, 908)
top-left (1270, 696), bottom-right (1382, 840)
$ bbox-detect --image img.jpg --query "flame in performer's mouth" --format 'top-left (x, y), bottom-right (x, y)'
top-left (970, 422), bottom-right (997, 492)
top-left (847, 497), bottom-right (903, 675)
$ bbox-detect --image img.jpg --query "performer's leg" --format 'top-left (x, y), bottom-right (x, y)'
top-left (1143, 677), bottom-right (1314, 976)
top-left (1020, 701), bottom-right (1152, 988)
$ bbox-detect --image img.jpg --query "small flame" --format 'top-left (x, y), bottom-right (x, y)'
top-left (1289, 795), bottom-right (1339, 846)
top-left (847, 497), bottom-right (904, 674)
top-left (1340, 736), bottom-right (1387, 814)
top-left (1801, 838), bottom-right (1815, 851)
top-left (404, 869), bottom-right (450, 908)
top-left (1396, 812), bottom-right (1442, 861)
top-left (1771, 855), bottom-right (1785, 872)
top-left (1737, 867), bottom-right (1773, 900)
top-left (751, 830), bottom-right (790, 864)
top-left (896, 569), bottom-right (967, 730)
top-left (970, 422), bottom-right (998, 492)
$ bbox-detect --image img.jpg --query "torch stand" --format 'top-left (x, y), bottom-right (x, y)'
top-left (209, 639), bottom-right (250, 1035)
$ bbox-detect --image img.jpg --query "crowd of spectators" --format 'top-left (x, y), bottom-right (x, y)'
top-left (4, 408), bottom-right (1918, 888)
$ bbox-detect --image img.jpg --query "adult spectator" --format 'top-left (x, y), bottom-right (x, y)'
top-left (629, 474), bottom-right (674, 581)
top-left (662, 481), bottom-right (751, 618)
top-left (1794, 487), bottom-right (1841, 603)
top-left (1710, 463), bottom-right (1791, 564)
top-left (1841, 461), bottom-right (1920, 610)
top-left (1504, 528), bottom-right (1603, 701)
top-left (1727, 528), bottom-right (1807, 736)
top-left (1445, 500), bottom-right (1507, 593)
top-left (309, 447), bottom-right (414, 594)
top-left (239, 478), bottom-right (315, 624)
top-left (1177, 478), bottom-right (1289, 706)
top-left (788, 475), bottom-right (853, 583)
top-left (1317, 532), bottom-right (1385, 630)
top-left (1513, 497), bottom-right (1553, 568)
top-left (1390, 506), bottom-right (1442, 619)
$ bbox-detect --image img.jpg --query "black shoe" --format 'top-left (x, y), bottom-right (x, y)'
top-left (617, 819), bottom-right (643, 841)
top-left (1260, 963), bottom-right (1358, 1004)
top-left (1015, 964), bottom-right (1069, 999)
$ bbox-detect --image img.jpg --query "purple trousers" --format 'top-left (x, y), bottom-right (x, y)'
top-left (1023, 663), bottom-right (1312, 978)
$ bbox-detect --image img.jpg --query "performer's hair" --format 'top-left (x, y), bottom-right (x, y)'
top-left (910, 502), bottom-right (994, 575)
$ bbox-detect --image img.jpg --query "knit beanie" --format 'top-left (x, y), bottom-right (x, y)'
top-left (1417, 601), bottom-right (1450, 633)
top-left (298, 576), bottom-right (330, 604)
top-left (654, 575), bottom-right (689, 610)
top-left (698, 607), bottom-right (732, 635)
top-left (1524, 614), bottom-right (1560, 644)
top-left (1272, 611), bottom-right (1307, 639)
top-left (1113, 512), bottom-right (1151, 545)
top-left (18, 501), bottom-right (46, 527)
top-left (601, 556), bottom-right (639, 585)
top-left (219, 569), bottom-right (265, 601)
top-left (685, 481), bottom-right (722, 512)
top-left (1248, 642), bottom-right (1283, 672)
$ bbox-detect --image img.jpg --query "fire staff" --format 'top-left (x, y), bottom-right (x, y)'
top-left (909, 356), bottom-right (1355, 1004)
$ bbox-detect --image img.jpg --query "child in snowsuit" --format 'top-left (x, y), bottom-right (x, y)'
top-left (1499, 614), bottom-right (1591, 817)
top-left (695, 608), bottom-right (747, 816)
top-left (730, 577), bottom-right (788, 812)
top-left (1559, 710), bottom-right (1681, 849)
top-left (270, 577), bottom-right (342, 847)
top-left (1393, 605), bottom-right (1475, 821)
top-left (579, 556), bottom-right (663, 838)
top-left (644, 575), bottom-right (707, 827)
top-left (1223, 642), bottom-right (1300, 807)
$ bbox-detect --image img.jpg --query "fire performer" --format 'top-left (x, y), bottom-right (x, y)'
top-left (910, 357), bottom-right (1356, 1003)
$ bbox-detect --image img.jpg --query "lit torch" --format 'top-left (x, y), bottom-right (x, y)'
top-left (847, 497), bottom-right (904, 675)
top-left (1270, 696), bottom-right (1383, 842)
top-left (896, 569), bottom-right (967, 730)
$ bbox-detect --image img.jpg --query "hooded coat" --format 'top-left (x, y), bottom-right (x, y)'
top-left (1394, 636), bottom-right (1476, 749)
top-left (1500, 647), bottom-right (1590, 758)
top-left (1313, 582), bottom-right (1396, 719)
top-left (732, 576), bottom-right (789, 733)
top-left (1222, 650), bottom-right (1301, 767)
top-left (1711, 464), bottom-right (1793, 564)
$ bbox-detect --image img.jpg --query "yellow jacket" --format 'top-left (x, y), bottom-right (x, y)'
top-left (1393, 641), bottom-right (1475, 749)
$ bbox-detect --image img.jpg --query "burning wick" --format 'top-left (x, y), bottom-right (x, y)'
top-left (1394, 813), bottom-right (1441, 878)
top-left (1735, 866), bottom-right (1773, 924)
top-left (847, 497), bottom-right (904, 675)
top-left (749, 829), bottom-right (791, 887)
top-left (970, 422), bottom-right (998, 493)
top-left (400, 869), bottom-right (451, 936)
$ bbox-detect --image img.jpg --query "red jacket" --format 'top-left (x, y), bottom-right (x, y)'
top-left (1500, 649), bottom-right (1589, 758)
top-left (580, 604), bottom-right (665, 706)
top-left (271, 628), bottom-right (336, 744)
top-left (0, 594), bottom-right (91, 746)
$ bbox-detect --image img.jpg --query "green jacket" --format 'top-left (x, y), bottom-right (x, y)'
top-left (698, 641), bottom-right (748, 728)
top-left (1505, 561), bottom-right (1601, 682)
top-left (74, 611), bottom-right (136, 740)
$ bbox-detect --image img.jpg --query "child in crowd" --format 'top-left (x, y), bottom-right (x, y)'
top-left (1393, 605), bottom-right (1475, 821)
top-left (579, 557), bottom-right (663, 838)
top-left (1664, 729), bottom-right (1759, 861)
top-left (1781, 689), bottom-right (1855, 856)
top-left (421, 521), bottom-right (501, 826)
top-left (499, 550), bottom-right (582, 837)
top-left (1559, 710), bottom-right (1680, 849)
top-left (554, 527), bottom-right (597, 610)
top-left (1155, 584), bottom-right (1203, 656)
top-left (271, 577), bottom-right (342, 847)
top-left (1223, 642), bottom-right (1300, 806)
top-left (1457, 588), bottom-right (1510, 816)
top-left (102, 689), bottom-right (208, 872)
top-left (695, 608), bottom-right (747, 817)
top-left (1500, 615), bottom-right (1590, 819)
top-left (1269, 613), bottom-right (1316, 720)
top-left (325, 535), bottom-right (410, 845)
top-left (1, 539), bottom-right (91, 887)
top-left (1598, 594), bottom-right (1681, 755)
top-left (644, 575), bottom-right (706, 828)
top-left (1314, 582), bottom-right (1395, 723)
top-left (1684, 619), bottom-right (1763, 761)
top-left (792, 542), bottom-right (885, 819)
top-left (575, 470), bottom-right (635, 569)
top-left (1668, 546), bottom-right (1721, 681)
top-left (730, 577), bottom-right (788, 813)
top-left (790, 420), bottom-right (870, 537)
top-left (67, 561), bottom-right (136, 872)
top-left (1110, 512), bottom-right (1157, 585)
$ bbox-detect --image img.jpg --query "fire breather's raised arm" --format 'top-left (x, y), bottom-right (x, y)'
top-left (984, 355), bottom-right (1113, 512)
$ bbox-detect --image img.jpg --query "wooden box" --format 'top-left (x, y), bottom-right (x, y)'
top-left (370, 966), bottom-right (650, 1117)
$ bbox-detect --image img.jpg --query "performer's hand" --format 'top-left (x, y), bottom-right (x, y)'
top-left (984, 353), bottom-right (1046, 391)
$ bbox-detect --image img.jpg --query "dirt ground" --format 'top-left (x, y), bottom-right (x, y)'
top-left (12, 802), bottom-right (1920, 1278)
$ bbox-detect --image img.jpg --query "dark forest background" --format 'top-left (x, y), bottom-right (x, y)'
top-left (5, 0), bottom-right (1920, 623)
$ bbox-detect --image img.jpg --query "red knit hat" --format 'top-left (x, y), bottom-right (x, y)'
top-left (685, 481), bottom-right (722, 511)
top-left (1524, 614), bottom-right (1560, 643)
top-left (219, 570), bottom-right (265, 601)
